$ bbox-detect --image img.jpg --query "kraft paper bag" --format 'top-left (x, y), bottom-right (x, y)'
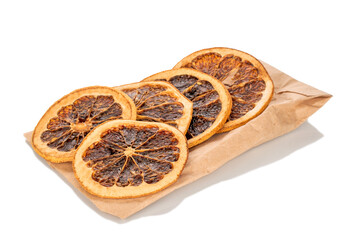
top-left (24, 61), bottom-right (331, 219)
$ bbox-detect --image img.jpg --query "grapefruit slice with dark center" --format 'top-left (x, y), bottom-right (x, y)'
top-left (174, 47), bottom-right (274, 132)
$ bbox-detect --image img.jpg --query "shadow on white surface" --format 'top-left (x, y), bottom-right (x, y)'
top-left (27, 121), bottom-right (323, 223)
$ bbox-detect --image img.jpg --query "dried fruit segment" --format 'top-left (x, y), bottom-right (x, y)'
top-left (73, 120), bottom-right (188, 199)
top-left (173, 47), bottom-right (274, 132)
top-left (83, 126), bottom-right (181, 187)
top-left (32, 86), bottom-right (136, 163)
top-left (191, 52), bottom-right (222, 76)
top-left (138, 103), bottom-right (184, 121)
top-left (142, 68), bottom-right (232, 148)
top-left (169, 74), bottom-right (198, 92)
top-left (187, 116), bottom-right (215, 140)
top-left (115, 81), bottom-right (193, 134)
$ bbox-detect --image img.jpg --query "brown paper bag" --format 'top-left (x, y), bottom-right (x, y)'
top-left (24, 61), bottom-right (331, 219)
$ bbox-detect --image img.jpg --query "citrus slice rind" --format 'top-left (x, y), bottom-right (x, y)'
top-left (173, 47), bottom-right (274, 132)
top-left (114, 81), bottom-right (193, 134)
top-left (73, 120), bottom-right (188, 199)
top-left (32, 86), bottom-right (137, 163)
top-left (142, 68), bottom-right (232, 148)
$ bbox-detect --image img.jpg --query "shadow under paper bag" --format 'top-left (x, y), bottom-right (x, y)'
top-left (24, 61), bottom-right (332, 220)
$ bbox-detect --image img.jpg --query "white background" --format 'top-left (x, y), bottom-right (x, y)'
top-left (1, 0), bottom-right (359, 239)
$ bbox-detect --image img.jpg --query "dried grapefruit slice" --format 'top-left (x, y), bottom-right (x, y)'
top-left (32, 86), bottom-right (136, 163)
top-left (142, 69), bottom-right (232, 148)
top-left (173, 47), bottom-right (274, 132)
top-left (73, 120), bottom-right (188, 198)
top-left (114, 81), bottom-right (193, 134)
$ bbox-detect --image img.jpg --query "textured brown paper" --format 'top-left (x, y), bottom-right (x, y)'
top-left (24, 61), bottom-right (331, 219)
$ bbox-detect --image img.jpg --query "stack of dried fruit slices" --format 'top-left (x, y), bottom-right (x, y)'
top-left (31, 47), bottom-right (274, 199)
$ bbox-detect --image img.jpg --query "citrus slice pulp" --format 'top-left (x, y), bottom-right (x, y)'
top-left (174, 47), bottom-right (274, 132)
top-left (114, 81), bottom-right (193, 134)
top-left (73, 120), bottom-right (188, 198)
top-left (32, 86), bottom-right (136, 163)
top-left (142, 68), bottom-right (232, 147)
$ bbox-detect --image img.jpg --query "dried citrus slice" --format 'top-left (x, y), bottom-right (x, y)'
top-left (73, 120), bottom-right (188, 198)
top-left (142, 69), bottom-right (232, 148)
top-left (173, 47), bottom-right (274, 132)
top-left (114, 81), bottom-right (193, 134)
top-left (32, 86), bottom-right (137, 163)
